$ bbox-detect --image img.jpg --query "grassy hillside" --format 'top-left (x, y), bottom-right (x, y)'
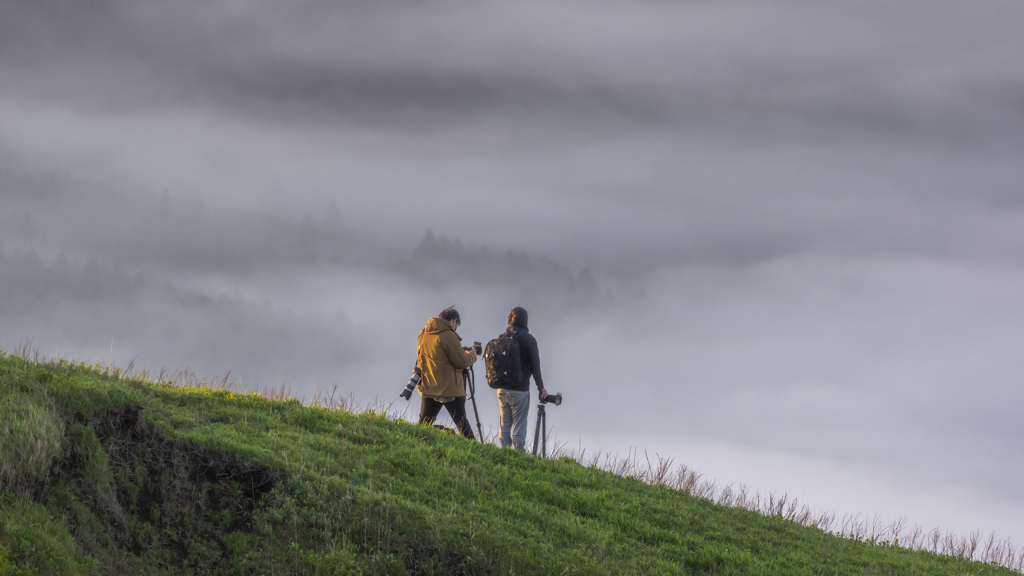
top-left (0, 353), bottom-right (1017, 576)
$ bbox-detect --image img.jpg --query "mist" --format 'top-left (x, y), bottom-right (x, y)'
top-left (2, 0), bottom-right (1023, 545)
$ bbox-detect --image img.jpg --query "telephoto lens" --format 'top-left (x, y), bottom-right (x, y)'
top-left (399, 369), bottom-right (421, 401)
top-left (541, 392), bottom-right (562, 406)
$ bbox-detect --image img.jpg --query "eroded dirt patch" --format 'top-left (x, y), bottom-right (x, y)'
top-left (60, 407), bottom-right (278, 572)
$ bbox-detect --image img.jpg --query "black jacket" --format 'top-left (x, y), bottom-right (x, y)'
top-left (503, 325), bottom-right (544, 392)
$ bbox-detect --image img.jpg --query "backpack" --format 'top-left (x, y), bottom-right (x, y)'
top-left (484, 333), bottom-right (522, 389)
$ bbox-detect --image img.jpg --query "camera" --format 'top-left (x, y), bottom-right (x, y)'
top-left (540, 392), bottom-right (562, 406)
top-left (399, 368), bottom-right (421, 401)
top-left (474, 341), bottom-right (482, 355)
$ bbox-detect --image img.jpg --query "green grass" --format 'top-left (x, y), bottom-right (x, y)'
top-left (0, 353), bottom-right (1017, 575)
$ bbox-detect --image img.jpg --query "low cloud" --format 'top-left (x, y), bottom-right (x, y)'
top-left (0, 245), bottom-right (368, 386)
top-left (2, 0), bottom-right (1023, 546)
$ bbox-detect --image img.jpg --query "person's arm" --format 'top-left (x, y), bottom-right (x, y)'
top-left (443, 332), bottom-right (477, 368)
top-left (525, 335), bottom-right (545, 396)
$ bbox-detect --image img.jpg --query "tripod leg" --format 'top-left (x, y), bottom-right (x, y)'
top-left (468, 369), bottom-right (483, 441)
top-left (542, 408), bottom-right (547, 457)
top-left (532, 407), bottom-right (542, 456)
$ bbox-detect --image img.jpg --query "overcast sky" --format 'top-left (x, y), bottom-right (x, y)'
top-left (2, 0), bottom-right (1023, 546)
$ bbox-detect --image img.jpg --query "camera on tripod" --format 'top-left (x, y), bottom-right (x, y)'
top-left (533, 392), bottom-right (563, 457)
top-left (540, 392), bottom-right (562, 406)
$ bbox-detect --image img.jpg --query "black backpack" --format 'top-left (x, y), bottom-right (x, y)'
top-left (484, 333), bottom-right (522, 389)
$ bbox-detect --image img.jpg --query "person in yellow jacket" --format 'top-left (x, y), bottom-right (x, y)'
top-left (416, 307), bottom-right (478, 439)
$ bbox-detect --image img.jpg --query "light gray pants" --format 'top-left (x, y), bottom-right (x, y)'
top-left (497, 389), bottom-right (530, 451)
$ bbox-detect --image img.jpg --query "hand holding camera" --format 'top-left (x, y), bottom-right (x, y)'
top-left (540, 391), bottom-right (563, 406)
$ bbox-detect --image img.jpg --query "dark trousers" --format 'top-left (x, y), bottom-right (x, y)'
top-left (418, 397), bottom-right (476, 440)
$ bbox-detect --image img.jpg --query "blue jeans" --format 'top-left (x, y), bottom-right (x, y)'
top-left (497, 389), bottom-right (530, 451)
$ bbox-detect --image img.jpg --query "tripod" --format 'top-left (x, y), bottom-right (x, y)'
top-left (532, 402), bottom-right (548, 457)
top-left (462, 366), bottom-right (485, 441)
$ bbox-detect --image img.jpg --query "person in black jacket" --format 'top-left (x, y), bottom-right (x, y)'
top-left (496, 307), bottom-right (547, 451)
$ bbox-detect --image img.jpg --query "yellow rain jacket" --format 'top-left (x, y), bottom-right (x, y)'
top-left (416, 317), bottom-right (477, 399)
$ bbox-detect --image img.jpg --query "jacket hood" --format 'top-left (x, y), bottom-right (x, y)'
top-left (508, 307), bottom-right (528, 329)
top-left (425, 317), bottom-right (453, 335)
